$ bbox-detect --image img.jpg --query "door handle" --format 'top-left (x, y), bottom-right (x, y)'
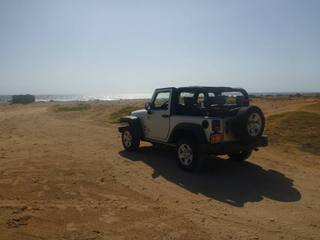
top-left (162, 114), bottom-right (169, 118)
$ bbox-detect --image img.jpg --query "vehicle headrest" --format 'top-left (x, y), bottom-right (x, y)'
top-left (184, 97), bottom-right (194, 106)
top-left (206, 96), bottom-right (226, 105)
top-left (236, 96), bottom-right (245, 105)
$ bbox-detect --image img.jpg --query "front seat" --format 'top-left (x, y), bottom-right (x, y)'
top-left (184, 97), bottom-right (199, 116)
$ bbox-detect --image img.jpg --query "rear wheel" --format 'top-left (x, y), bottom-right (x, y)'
top-left (228, 150), bottom-right (252, 162)
top-left (232, 106), bottom-right (265, 143)
top-left (176, 137), bottom-right (202, 171)
top-left (121, 128), bottom-right (140, 151)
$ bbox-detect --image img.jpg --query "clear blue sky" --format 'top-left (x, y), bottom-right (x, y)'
top-left (0, 0), bottom-right (319, 95)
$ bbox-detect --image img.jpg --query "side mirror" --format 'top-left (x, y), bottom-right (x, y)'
top-left (145, 102), bottom-right (153, 114)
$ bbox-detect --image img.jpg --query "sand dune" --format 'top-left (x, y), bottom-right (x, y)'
top-left (0, 97), bottom-right (319, 239)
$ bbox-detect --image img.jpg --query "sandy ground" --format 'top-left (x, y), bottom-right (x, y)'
top-left (0, 97), bottom-right (319, 240)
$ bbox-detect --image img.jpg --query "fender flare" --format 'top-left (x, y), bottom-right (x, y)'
top-left (118, 116), bottom-right (144, 139)
top-left (168, 123), bottom-right (207, 144)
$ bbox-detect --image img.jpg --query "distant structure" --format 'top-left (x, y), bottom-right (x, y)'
top-left (12, 94), bottom-right (36, 104)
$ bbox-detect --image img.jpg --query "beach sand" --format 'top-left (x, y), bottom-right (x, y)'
top-left (0, 96), bottom-right (319, 239)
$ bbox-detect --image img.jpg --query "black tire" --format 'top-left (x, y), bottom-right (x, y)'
top-left (232, 105), bottom-right (265, 143)
top-left (176, 137), bottom-right (203, 172)
top-left (121, 127), bottom-right (140, 152)
top-left (228, 150), bottom-right (252, 162)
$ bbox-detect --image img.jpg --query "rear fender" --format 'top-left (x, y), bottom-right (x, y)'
top-left (168, 123), bottom-right (207, 144)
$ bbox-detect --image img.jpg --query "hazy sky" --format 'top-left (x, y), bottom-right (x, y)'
top-left (1, 0), bottom-right (319, 95)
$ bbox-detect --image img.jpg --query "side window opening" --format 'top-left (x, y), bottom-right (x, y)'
top-left (178, 92), bottom-right (195, 106)
top-left (176, 91), bottom-right (201, 116)
top-left (205, 92), bottom-right (246, 106)
top-left (153, 91), bottom-right (170, 110)
top-left (221, 92), bottom-right (245, 105)
top-left (205, 92), bottom-right (218, 107)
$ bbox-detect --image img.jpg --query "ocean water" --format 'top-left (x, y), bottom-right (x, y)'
top-left (0, 93), bottom-right (152, 102)
top-left (0, 92), bottom-right (318, 102)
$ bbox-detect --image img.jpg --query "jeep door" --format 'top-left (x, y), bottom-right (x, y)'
top-left (144, 90), bottom-right (171, 141)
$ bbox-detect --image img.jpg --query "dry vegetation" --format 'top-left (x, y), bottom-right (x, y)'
top-left (51, 101), bottom-right (144, 124)
top-left (266, 110), bottom-right (320, 155)
top-left (108, 106), bottom-right (141, 123)
top-left (265, 102), bottom-right (320, 155)
top-left (53, 103), bottom-right (91, 112)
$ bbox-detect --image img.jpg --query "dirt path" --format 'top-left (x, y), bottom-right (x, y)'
top-left (0, 99), bottom-right (319, 239)
top-left (0, 104), bottom-right (208, 240)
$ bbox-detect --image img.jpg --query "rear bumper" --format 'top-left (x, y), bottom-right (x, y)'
top-left (200, 135), bottom-right (268, 155)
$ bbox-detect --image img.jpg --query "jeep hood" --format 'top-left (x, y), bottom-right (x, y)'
top-left (131, 109), bottom-right (147, 118)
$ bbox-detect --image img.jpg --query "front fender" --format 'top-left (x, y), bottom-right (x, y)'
top-left (118, 116), bottom-right (144, 139)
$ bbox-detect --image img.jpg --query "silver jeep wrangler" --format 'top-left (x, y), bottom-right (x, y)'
top-left (119, 86), bottom-right (268, 171)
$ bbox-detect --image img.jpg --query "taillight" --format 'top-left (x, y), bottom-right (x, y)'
top-left (212, 120), bottom-right (221, 133)
top-left (210, 133), bottom-right (224, 144)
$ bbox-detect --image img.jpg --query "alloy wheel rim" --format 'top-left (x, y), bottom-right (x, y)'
top-left (178, 144), bottom-right (193, 166)
top-left (247, 113), bottom-right (262, 137)
top-left (123, 131), bottom-right (132, 148)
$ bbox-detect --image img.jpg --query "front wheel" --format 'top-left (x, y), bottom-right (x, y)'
top-left (228, 150), bottom-right (252, 162)
top-left (121, 128), bottom-right (140, 152)
top-left (176, 137), bottom-right (203, 172)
